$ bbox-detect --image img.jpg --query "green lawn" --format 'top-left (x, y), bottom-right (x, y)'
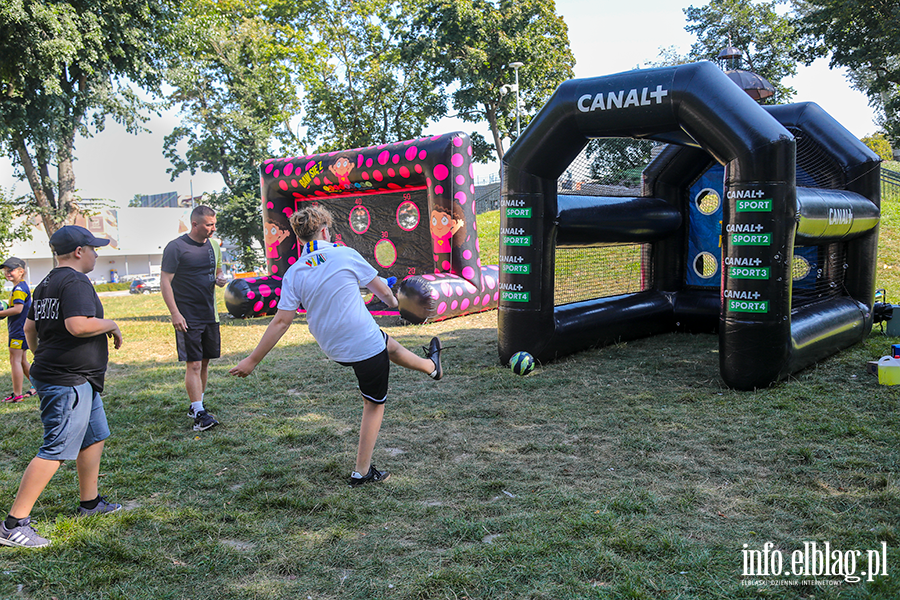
top-left (0, 205), bottom-right (897, 599)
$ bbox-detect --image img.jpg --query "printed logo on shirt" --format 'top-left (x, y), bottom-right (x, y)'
top-left (33, 298), bottom-right (60, 320)
top-left (304, 253), bottom-right (327, 268)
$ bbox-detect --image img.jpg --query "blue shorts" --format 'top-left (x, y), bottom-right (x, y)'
top-left (32, 378), bottom-right (110, 461)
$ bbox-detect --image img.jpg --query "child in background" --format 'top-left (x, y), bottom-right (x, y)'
top-left (0, 258), bottom-right (35, 403)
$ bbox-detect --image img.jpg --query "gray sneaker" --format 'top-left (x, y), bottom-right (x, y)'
top-left (0, 517), bottom-right (51, 548)
top-left (77, 496), bottom-right (122, 517)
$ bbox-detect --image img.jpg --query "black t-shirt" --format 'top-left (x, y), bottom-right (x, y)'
top-left (28, 267), bottom-right (109, 392)
top-left (161, 234), bottom-right (218, 323)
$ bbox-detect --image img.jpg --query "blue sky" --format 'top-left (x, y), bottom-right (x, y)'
top-left (0, 0), bottom-right (878, 204)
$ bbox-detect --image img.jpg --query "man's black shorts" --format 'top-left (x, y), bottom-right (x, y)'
top-left (175, 322), bottom-right (221, 362)
top-left (338, 333), bottom-right (390, 403)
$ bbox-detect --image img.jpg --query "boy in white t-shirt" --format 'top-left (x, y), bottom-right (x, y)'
top-left (230, 205), bottom-right (443, 487)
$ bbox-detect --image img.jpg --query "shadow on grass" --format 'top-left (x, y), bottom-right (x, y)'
top-left (0, 312), bottom-right (898, 599)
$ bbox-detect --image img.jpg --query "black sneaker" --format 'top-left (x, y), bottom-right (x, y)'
top-left (0, 517), bottom-right (50, 548)
top-left (349, 465), bottom-right (391, 487)
top-left (423, 337), bottom-right (443, 380)
top-left (193, 410), bottom-right (219, 431)
top-left (77, 495), bottom-right (123, 517)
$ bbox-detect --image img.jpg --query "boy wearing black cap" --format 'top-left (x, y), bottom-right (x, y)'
top-left (0, 257), bottom-right (35, 402)
top-left (0, 226), bottom-right (124, 548)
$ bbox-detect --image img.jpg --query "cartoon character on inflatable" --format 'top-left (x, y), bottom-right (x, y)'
top-left (225, 132), bottom-right (500, 323)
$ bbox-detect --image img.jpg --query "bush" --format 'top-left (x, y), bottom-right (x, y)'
top-left (862, 132), bottom-right (893, 161)
top-left (93, 282), bottom-right (131, 292)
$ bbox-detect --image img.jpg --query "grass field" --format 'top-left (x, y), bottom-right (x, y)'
top-left (0, 200), bottom-right (898, 599)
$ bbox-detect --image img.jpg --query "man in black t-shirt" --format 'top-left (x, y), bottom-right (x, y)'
top-left (0, 226), bottom-right (124, 548)
top-left (161, 206), bottom-right (227, 432)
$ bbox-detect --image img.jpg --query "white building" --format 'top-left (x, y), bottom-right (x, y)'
top-left (8, 207), bottom-right (198, 286)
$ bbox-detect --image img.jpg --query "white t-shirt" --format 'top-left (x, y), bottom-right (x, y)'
top-left (278, 240), bottom-right (384, 363)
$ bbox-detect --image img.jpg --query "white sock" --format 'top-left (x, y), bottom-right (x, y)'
top-left (191, 400), bottom-right (205, 414)
top-left (351, 471), bottom-right (364, 479)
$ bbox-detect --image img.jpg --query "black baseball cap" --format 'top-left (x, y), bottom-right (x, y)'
top-left (49, 225), bottom-right (111, 255)
top-left (0, 257), bottom-right (25, 270)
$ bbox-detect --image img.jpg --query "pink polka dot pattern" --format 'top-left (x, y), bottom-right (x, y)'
top-left (397, 265), bottom-right (500, 323)
top-left (241, 132), bottom-right (493, 322)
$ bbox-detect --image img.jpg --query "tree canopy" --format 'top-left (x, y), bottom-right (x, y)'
top-left (408, 0), bottom-right (575, 162)
top-left (162, 0), bottom-right (304, 270)
top-left (296, 0), bottom-right (447, 153)
top-left (793, 0), bottom-right (900, 145)
top-left (0, 0), bottom-right (176, 237)
top-left (0, 187), bottom-right (32, 256)
top-left (682, 0), bottom-right (798, 103)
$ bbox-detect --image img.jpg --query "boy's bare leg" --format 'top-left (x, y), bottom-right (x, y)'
top-left (9, 457), bottom-right (63, 519)
top-left (386, 336), bottom-right (435, 374)
top-left (75, 440), bottom-right (105, 502)
top-left (355, 399), bottom-right (385, 475)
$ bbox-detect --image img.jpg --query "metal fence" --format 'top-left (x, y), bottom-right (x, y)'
top-left (884, 168), bottom-right (900, 204)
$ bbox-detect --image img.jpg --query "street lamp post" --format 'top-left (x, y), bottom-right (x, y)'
top-left (509, 62), bottom-right (524, 138)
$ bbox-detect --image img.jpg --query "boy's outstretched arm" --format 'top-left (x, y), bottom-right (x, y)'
top-left (229, 309), bottom-right (295, 377)
top-left (365, 276), bottom-right (398, 309)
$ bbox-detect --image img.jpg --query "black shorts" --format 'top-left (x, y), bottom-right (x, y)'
top-left (175, 322), bottom-right (221, 362)
top-left (338, 333), bottom-right (390, 403)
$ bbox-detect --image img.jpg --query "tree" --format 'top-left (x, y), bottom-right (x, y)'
top-left (861, 133), bottom-right (893, 161)
top-left (681, 0), bottom-right (799, 102)
top-left (0, 0), bottom-right (176, 237)
top-left (409, 0), bottom-right (575, 161)
top-left (297, 0), bottom-right (447, 152)
top-left (793, 0), bottom-right (900, 146)
top-left (205, 189), bottom-right (266, 271)
top-left (163, 0), bottom-right (302, 270)
top-left (0, 187), bottom-right (32, 256)
top-left (584, 139), bottom-right (657, 186)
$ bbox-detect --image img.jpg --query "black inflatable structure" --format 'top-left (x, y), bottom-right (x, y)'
top-left (498, 61), bottom-right (881, 390)
top-left (225, 132), bottom-right (499, 322)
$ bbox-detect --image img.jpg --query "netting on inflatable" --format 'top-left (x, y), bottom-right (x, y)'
top-left (498, 62), bottom-right (881, 390)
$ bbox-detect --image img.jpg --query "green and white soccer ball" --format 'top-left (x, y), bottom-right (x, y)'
top-left (0, 299), bottom-right (7, 318)
top-left (509, 351), bottom-right (535, 376)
